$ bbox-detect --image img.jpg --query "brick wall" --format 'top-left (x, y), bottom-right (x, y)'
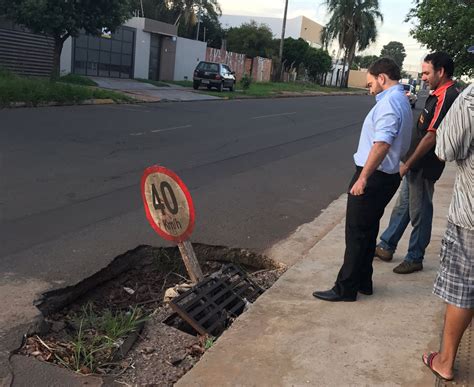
top-left (206, 47), bottom-right (246, 81)
top-left (251, 57), bottom-right (272, 82)
top-left (206, 48), bottom-right (272, 82)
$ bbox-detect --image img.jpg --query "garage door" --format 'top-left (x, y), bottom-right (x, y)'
top-left (73, 26), bottom-right (135, 79)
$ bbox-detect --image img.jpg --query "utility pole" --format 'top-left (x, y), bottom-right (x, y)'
top-left (196, 1), bottom-right (202, 40)
top-left (278, 0), bottom-right (289, 81)
top-left (140, 0), bottom-right (144, 18)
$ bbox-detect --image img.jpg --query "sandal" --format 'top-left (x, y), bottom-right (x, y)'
top-left (422, 352), bottom-right (454, 382)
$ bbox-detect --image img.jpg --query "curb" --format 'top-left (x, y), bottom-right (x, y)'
top-left (3, 98), bottom-right (137, 109)
top-left (1, 90), bottom-right (366, 109)
top-left (264, 193), bottom-right (347, 268)
top-left (195, 91), bottom-right (367, 101)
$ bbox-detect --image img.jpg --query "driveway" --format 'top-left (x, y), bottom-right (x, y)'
top-left (91, 77), bottom-right (219, 102)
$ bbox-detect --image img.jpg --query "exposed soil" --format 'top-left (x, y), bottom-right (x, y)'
top-left (19, 245), bottom-right (285, 386)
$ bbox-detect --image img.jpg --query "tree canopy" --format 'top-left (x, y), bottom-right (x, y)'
top-left (226, 21), bottom-right (274, 58)
top-left (380, 41), bottom-right (406, 69)
top-left (354, 54), bottom-right (379, 69)
top-left (194, 13), bottom-right (224, 48)
top-left (406, 0), bottom-right (474, 78)
top-left (281, 38), bottom-right (310, 69)
top-left (136, 0), bottom-right (172, 22)
top-left (137, 0), bottom-right (222, 41)
top-left (0, 0), bottom-right (134, 78)
top-left (0, 0), bottom-right (133, 39)
top-left (305, 48), bottom-right (332, 81)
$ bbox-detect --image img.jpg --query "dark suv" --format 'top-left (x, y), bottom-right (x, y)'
top-left (193, 61), bottom-right (236, 92)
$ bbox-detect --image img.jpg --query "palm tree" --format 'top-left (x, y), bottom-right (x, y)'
top-left (138, 0), bottom-right (221, 38)
top-left (183, 0), bottom-right (221, 38)
top-left (138, 0), bottom-right (175, 21)
top-left (322, 0), bottom-right (383, 87)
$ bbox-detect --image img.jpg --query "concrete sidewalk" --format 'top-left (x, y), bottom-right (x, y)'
top-left (90, 77), bottom-right (219, 102)
top-left (178, 164), bottom-right (472, 386)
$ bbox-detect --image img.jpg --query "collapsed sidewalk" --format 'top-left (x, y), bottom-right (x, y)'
top-left (178, 163), bottom-right (472, 386)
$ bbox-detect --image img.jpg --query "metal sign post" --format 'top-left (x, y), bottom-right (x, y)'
top-left (141, 166), bottom-right (203, 283)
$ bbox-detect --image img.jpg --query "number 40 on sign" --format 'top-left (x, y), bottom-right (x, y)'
top-left (141, 166), bottom-right (203, 283)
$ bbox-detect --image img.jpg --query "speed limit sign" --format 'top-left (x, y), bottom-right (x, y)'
top-left (141, 165), bottom-right (203, 283)
top-left (141, 165), bottom-right (195, 242)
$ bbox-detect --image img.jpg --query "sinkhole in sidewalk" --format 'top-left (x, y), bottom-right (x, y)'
top-left (19, 244), bottom-right (285, 385)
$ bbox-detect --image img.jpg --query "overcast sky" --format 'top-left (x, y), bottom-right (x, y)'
top-left (218, 0), bottom-right (428, 72)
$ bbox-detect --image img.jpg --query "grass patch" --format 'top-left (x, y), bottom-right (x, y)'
top-left (59, 74), bottom-right (97, 87)
top-left (135, 78), bottom-right (171, 87)
top-left (165, 80), bottom-right (194, 88)
top-left (44, 303), bottom-right (148, 374)
top-left (199, 81), bottom-right (365, 99)
top-left (0, 71), bottom-right (132, 107)
top-left (204, 336), bottom-right (216, 350)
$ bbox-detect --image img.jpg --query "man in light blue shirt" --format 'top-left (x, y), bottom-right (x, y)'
top-left (313, 58), bottom-right (413, 302)
top-left (354, 84), bottom-right (413, 174)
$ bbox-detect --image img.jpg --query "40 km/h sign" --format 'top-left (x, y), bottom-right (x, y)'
top-left (141, 166), bottom-right (195, 243)
top-left (141, 165), bottom-right (203, 283)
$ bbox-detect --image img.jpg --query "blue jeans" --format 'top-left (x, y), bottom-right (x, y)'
top-left (378, 169), bottom-right (435, 263)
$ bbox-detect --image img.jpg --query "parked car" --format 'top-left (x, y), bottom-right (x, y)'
top-left (401, 83), bottom-right (417, 108)
top-left (193, 61), bottom-right (236, 92)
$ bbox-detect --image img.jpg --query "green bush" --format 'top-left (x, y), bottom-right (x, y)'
top-left (240, 73), bottom-right (252, 90)
top-left (0, 66), bottom-right (15, 79)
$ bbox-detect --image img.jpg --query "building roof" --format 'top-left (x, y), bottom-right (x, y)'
top-left (220, 15), bottom-right (324, 47)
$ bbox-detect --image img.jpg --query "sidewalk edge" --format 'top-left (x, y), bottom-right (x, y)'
top-left (264, 193), bottom-right (347, 267)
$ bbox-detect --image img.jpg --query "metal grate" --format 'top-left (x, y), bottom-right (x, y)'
top-left (169, 264), bottom-right (263, 337)
top-left (437, 322), bottom-right (473, 387)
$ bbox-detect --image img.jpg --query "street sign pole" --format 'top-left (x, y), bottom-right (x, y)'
top-left (178, 240), bottom-right (203, 283)
top-left (141, 166), bottom-right (203, 284)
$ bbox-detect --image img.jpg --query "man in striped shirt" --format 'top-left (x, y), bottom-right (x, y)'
top-left (422, 83), bottom-right (473, 382)
top-left (374, 52), bottom-right (459, 274)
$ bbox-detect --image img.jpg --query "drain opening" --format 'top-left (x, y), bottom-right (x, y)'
top-left (165, 264), bottom-right (263, 337)
top-left (18, 244), bottom-right (285, 384)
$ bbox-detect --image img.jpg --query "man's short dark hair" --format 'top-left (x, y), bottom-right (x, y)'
top-left (368, 58), bottom-right (401, 81)
top-left (424, 52), bottom-right (454, 78)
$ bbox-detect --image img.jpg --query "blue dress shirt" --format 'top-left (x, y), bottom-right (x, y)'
top-left (354, 84), bottom-right (413, 174)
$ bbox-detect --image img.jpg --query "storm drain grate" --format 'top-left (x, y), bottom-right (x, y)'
top-left (437, 322), bottom-right (473, 387)
top-left (169, 264), bottom-right (263, 337)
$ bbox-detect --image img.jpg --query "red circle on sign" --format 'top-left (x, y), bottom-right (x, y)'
top-left (140, 165), bottom-right (195, 243)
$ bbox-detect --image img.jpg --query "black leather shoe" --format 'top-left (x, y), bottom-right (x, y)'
top-left (358, 288), bottom-right (373, 295)
top-left (312, 289), bottom-right (356, 302)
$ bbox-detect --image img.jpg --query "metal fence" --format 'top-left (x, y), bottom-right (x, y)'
top-left (0, 19), bottom-right (54, 77)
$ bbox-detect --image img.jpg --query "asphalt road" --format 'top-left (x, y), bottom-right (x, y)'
top-left (1, 95), bottom-right (386, 285)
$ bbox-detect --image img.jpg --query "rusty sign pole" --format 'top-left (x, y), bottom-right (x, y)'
top-left (178, 240), bottom-right (203, 283)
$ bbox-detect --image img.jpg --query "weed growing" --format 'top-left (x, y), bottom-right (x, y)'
top-left (59, 74), bottom-right (97, 87)
top-left (135, 78), bottom-right (171, 87)
top-left (165, 80), bottom-right (194, 88)
top-left (0, 71), bottom-right (131, 107)
top-left (23, 303), bottom-right (148, 374)
top-left (204, 336), bottom-right (215, 350)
